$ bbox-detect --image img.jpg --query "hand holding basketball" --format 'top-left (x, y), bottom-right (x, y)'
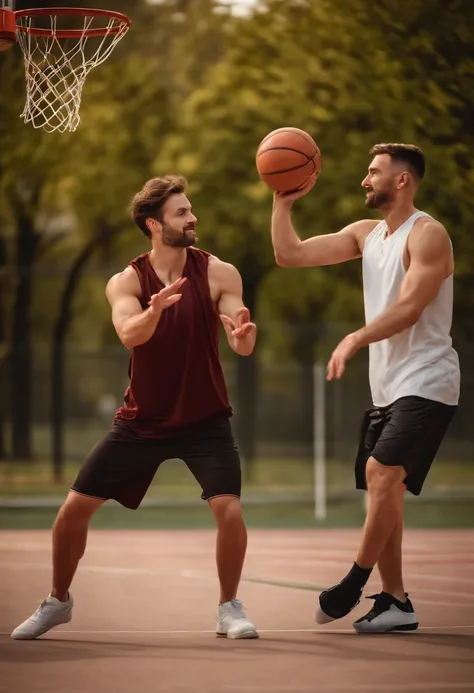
top-left (274, 171), bottom-right (319, 204)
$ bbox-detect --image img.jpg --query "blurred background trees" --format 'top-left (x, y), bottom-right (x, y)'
top-left (0, 0), bottom-right (473, 480)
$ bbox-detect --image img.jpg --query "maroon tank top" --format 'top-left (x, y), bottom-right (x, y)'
top-left (115, 248), bottom-right (232, 437)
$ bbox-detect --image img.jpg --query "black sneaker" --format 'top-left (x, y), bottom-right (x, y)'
top-left (353, 592), bottom-right (419, 633)
top-left (315, 581), bottom-right (364, 624)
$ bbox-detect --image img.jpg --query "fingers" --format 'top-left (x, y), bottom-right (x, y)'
top-left (162, 294), bottom-right (183, 308)
top-left (236, 307), bottom-right (250, 328)
top-left (327, 352), bottom-right (345, 381)
top-left (220, 314), bottom-right (256, 339)
top-left (158, 277), bottom-right (187, 298)
top-left (148, 277), bottom-right (187, 313)
top-left (275, 171), bottom-right (318, 202)
top-left (326, 356), bottom-right (336, 381)
top-left (230, 322), bottom-right (256, 338)
top-left (220, 315), bottom-right (236, 335)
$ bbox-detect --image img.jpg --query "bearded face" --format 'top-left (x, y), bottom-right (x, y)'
top-left (161, 220), bottom-right (197, 247)
top-left (362, 154), bottom-right (402, 209)
top-left (364, 188), bottom-right (394, 209)
top-left (159, 193), bottom-right (198, 247)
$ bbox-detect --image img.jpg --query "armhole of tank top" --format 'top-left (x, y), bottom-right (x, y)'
top-left (361, 221), bottom-right (383, 254)
top-left (402, 213), bottom-right (435, 272)
top-left (203, 252), bottom-right (221, 311)
top-left (128, 261), bottom-right (145, 301)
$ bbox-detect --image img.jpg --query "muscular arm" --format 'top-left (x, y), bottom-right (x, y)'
top-left (105, 268), bottom-right (184, 349)
top-left (105, 268), bottom-right (159, 349)
top-left (353, 220), bottom-right (453, 348)
top-left (210, 258), bottom-right (257, 356)
top-left (271, 196), bottom-right (372, 267)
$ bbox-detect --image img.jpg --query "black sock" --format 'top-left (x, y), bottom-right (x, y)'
top-left (342, 562), bottom-right (373, 589)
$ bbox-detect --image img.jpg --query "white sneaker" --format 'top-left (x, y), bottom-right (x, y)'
top-left (216, 599), bottom-right (259, 639)
top-left (353, 592), bottom-right (419, 634)
top-left (11, 594), bottom-right (74, 640)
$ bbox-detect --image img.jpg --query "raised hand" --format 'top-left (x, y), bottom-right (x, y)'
top-left (219, 307), bottom-right (257, 356)
top-left (274, 170), bottom-right (320, 205)
top-left (148, 277), bottom-right (186, 316)
top-left (220, 307), bottom-right (255, 339)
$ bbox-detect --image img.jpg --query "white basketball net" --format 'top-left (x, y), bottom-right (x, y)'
top-left (15, 13), bottom-right (130, 133)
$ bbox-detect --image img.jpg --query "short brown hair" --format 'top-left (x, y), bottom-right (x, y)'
top-left (131, 175), bottom-right (187, 237)
top-left (370, 143), bottom-right (425, 180)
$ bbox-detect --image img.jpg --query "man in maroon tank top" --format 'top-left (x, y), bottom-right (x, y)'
top-left (12, 176), bottom-right (259, 641)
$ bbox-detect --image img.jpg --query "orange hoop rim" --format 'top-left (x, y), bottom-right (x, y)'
top-left (14, 7), bottom-right (131, 38)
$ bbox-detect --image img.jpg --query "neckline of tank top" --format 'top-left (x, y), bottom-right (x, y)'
top-left (380, 210), bottom-right (425, 242)
top-left (145, 248), bottom-right (191, 288)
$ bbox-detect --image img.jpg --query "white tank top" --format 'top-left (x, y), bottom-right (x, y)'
top-left (362, 210), bottom-right (460, 407)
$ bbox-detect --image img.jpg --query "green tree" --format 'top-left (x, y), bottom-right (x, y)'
top-left (49, 44), bottom-right (181, 476)
top-left (159, 0), bottom-right (474, 469)
top-left (0, 42), bottom-right (75, 459)
top-left (158, 0), bottom-right (364, 471)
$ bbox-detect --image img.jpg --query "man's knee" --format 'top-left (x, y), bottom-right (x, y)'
top-left (55, 491), bottom-right (104, 528)
top-left (366, 457), bottom-right (406, 497)
top-left (208, 495), bottom-right (243, 526)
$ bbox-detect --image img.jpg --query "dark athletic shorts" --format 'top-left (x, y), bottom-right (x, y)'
top-left (71, 414), bottom-right (241, 509)
top-left (355, 396), bottom-right (457, 496)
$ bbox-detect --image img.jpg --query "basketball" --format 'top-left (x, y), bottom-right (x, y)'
top-left (256, 127), bottom-right (322, 192)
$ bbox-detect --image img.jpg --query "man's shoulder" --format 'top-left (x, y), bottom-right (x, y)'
top-left (106, 265), bottom-right (142, 299)
top-left (351, 218), bottom-right (382, 253)
top-left (412, 213), bottom-right (447, 235)
top-left (206, 252), bottom-right (237, 273)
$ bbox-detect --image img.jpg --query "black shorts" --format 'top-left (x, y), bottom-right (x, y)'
top-left (71, 414), bottom-right (241, 509)
top-left (355, 396), bottom-right (457, 496)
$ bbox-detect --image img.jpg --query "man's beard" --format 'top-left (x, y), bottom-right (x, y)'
top-left (162, 223), bottom-right (197, 248)
top-left (364, 189), bottom-right (392, 209)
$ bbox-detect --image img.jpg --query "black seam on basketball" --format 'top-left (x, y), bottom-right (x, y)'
top-left (286, 159), bottom-right (317, 189)
top-left (301, 159), bottom-right (317, 182)
top-left (261, 159), bottom-right (315, 176)
top-left (277, 160), bottom-right (317, 192)
top-left (259, 128), bottom-right (316, 149)
top-left (257, 146), bottom-right (312, 161)
top-left (258, 135), bottom-right (319, 161)
top-left (258, 144), bottom-right (320, 163)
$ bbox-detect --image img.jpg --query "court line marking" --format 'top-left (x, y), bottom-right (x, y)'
top-left (180, 570), bottom-right (474, 607)
top-left (223, 685), bottom-right (474, 692)
top-left (2, 625), bottom-right (474, 635)
top-left (3, 561), bottom-right (473, 602)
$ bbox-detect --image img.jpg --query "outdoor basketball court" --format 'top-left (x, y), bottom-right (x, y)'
top-left (1, 2), bottom-right (473, 692)
top-left (1, 528), bottom-right (473, 692)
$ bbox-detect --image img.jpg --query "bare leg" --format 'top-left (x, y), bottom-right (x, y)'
top-left (316, 461), bottom-right (408, 625)
top-left (356, 457), bottom-right (406, 570)
top-left (51, 491), bottom-right (104, 601)
top-left (374, 483), bottom-right (406, 602)
top-left (208, 495), bottom-right (247, 603)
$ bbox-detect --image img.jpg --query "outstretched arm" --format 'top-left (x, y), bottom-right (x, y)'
top-left (210, 259), bottom-right (257, 356)
top-left (271, 173), bottom-right (372, 267)
top-left (327, 220), bottom-right (453, 380)
top-left (106, 267), bottom-right (185, 349)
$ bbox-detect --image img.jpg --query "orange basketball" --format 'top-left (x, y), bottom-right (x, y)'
top-left (256, 127), bottom-right (321, 192)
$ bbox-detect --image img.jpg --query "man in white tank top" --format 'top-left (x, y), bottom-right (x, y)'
top-left (271, 143), bottom-right (459, 634)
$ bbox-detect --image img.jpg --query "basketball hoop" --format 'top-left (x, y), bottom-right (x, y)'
top-left (0, 6), bottom-right (16, 50)
top-left (1, 6), bottom-right (131, 133)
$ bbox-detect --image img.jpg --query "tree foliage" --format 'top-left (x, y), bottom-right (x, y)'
top-left (1, 0), bottom-right (473, 465)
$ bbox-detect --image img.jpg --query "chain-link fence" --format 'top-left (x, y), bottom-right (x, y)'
top-left (2, 330), bottom-right (472, 505)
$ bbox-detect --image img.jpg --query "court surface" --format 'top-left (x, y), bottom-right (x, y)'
top-left (1, 528), bottom-right (473, 692)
